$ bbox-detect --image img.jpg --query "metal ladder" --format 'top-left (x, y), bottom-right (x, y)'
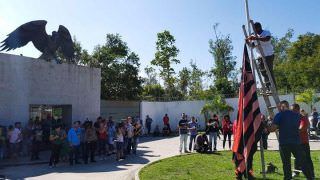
top-left (242, 20), bottom-right (280, 179)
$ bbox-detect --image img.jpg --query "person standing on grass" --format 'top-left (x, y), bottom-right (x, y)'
top-left (49, 125), bottom-right (63, 167)
top-left (311, 108), bottom-right (318, 131)
top-left (178, 113), bottom-right (189, 153)
top-left (261, 114), bottom-right (270, 150)
top-left (163, 114), bottom-right (171, 133)
top-left (68, 121), bottom-right (82, 165)
top-left (206, 114), bottom-right (220, 151)
top-left (145, 115), bottom-right (153, 135)
top-left (267, 100), bottom-right (313, 180)
top-left (222, 115), bottom-right (233, 149)
top-left (292, 104), bottom-right (315, 178)
top-left (188, 116), bottom-right (198, 152)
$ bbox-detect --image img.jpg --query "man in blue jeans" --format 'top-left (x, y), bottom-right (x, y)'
top-left (68, 121), bottom-right (82, 165)
top-left (188, 116), bottom-right (198, 152)
top-left (268, 100), bottom-right (313, 180)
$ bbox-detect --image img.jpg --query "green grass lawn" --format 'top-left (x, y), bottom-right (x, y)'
top-left (139, 151), bottom-right (320, 180)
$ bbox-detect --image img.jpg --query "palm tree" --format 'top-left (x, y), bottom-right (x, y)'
top-left (201, 94), bottom-right (234, 121)
top-left (296, 89), bottom-right (320, 112)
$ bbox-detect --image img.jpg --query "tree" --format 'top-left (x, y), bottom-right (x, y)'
top-left (274, 32), bottom-right (320, 92)
top-left (178, 67), bottom-right (190, 95)
top-left (296, 89), bottom-right (320, 112)
top-left (200, 94), bottom-right (234, 120)
top-left (90, 34), bottom-right (142, 100)
top-left (144, 66), bottom-right (158, 85)
top-left (188, 61), bottom-right (206, 100)
top-left (272, 29), bottom-right (294, 64)
top-left (142, 84), bottom-right (165, 101)
top-left (209, 24), bottom-right (238, 97)
top-left (151, 30), bottom-right (180, 97)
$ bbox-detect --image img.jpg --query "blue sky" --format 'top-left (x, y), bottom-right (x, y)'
top-left (0, 0), bottom-right (319, 79)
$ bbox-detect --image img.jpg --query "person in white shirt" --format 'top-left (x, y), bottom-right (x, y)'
top-left (8, 122), bottom-right (22, 158)
top-left (246, 22), bottom-right (275, 91)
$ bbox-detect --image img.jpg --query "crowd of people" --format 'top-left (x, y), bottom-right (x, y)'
top-left (177, 113), bottom-right (234, 154)
top-left (0, 116), bottom-right (143, 168)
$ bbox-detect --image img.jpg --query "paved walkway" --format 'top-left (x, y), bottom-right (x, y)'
top-left (0, 133), bottom-right (319, 180)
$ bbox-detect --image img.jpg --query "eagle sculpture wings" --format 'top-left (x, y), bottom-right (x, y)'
top-left (0, 20), bottom-right (74, 63)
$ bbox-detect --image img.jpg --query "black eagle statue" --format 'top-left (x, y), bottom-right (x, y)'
top-left (0, 20), bottom-right (74, 63)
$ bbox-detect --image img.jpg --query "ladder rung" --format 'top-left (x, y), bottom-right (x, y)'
top-left (268, 106), bottom-right (277, 109)
top-left (260, 92), bottom-right (273, 96)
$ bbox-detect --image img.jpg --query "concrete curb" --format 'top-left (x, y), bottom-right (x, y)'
top-left (134, 153), bottom-right (192, 180)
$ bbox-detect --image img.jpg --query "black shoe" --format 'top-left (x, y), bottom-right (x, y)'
top-left (75, 161), bottom-right (82, 164)
top-left (91, 160), bottom-right (96, 163)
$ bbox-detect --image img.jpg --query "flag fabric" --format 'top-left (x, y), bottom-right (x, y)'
top-left (232, 44), bottom-right (263, 176)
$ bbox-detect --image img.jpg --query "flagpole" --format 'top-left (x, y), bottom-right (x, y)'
top-left (244, 0), bottom-right (266, 179)
top-left (244, 0), bottom-right (256, 81)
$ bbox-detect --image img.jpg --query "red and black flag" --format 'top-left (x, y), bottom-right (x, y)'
top-left (232, 45), bottom-right (263, 177)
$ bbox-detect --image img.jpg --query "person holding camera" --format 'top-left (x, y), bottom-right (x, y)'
top-left (206, 114), bottom-right (220, 151)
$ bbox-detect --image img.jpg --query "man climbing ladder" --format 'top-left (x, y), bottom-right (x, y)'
top-left (246, 22), bottom-right (276, 91)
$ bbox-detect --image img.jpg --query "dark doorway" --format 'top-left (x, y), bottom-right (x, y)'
top-left (29, 105), bottom-right (72, 128)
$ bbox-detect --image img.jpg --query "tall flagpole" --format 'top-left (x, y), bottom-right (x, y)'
top-left (244, 0), bottom-right (256, 80)
top-left (244, 0), bottom-right (266, 179)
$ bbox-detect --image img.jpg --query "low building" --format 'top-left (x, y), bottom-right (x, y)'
top-left (0, 53), bottom-right (101, 127)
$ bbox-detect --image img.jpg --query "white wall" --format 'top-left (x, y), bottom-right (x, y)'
top-left (101, 100), bottom-right (140, 121)
top-left (140, 101), bottom-right (207, 132)
top-left (141, 94), bottom-right (320, 132)
top-left (0, 53), bottom-right (101, 126)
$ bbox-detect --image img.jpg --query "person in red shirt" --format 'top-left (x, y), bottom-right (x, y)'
top-left (292, 104), bottom-right (315, 178)
top-left (163, 114), bottom-right (171, 133)
top-left (222, 115), bottom-right (233, 149)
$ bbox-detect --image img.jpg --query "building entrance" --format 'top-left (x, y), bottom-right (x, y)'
top-left (29, 105), bottom-right (72, 128)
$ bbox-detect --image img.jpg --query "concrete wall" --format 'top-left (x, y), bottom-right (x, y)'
top-left (0, 53), bottom-right (101, 126)
top-left (140, 94), bottom-right (320, 132)
top-left (100, 100), bottom-right (140, 122)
